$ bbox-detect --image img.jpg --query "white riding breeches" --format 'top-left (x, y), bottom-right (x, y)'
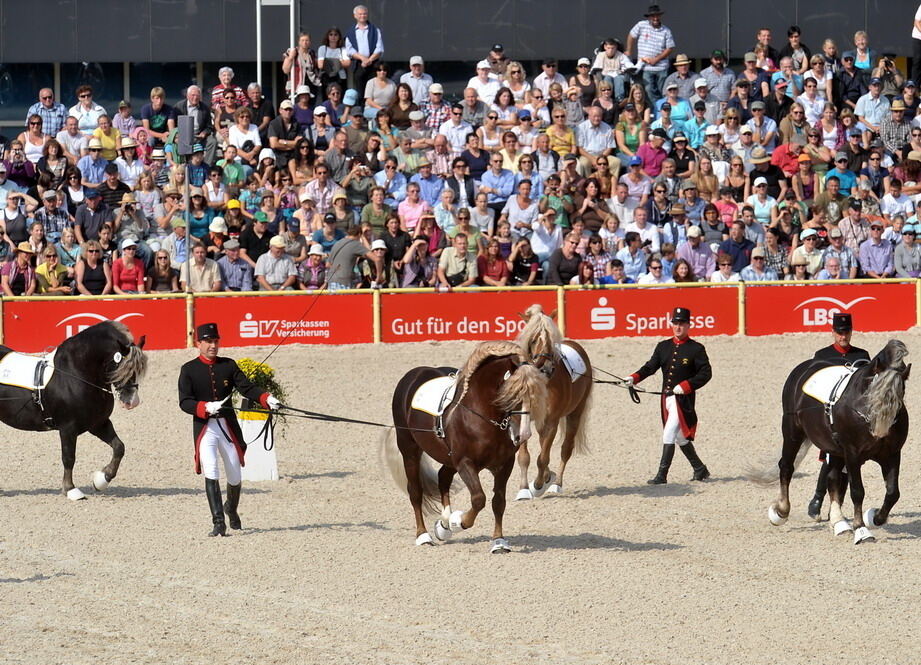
top-left (199, 418), bottom-right (242, 484)
top-left (662, 395), bottom-right (689, 446)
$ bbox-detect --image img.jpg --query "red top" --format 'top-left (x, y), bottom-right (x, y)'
top-left (477, 255), bottom-right (510, 285)
top-left (112, 258), bottom-right (145, 292)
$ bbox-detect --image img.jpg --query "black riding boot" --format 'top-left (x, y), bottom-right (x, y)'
top-left (808, 461), bottom-right (830, 521)
top-left (647, 445), bottom-right (675, 484)
top-left (205, 478), bottom-right (227, 537)
top-left (224, 483), bottom-right (242, 530)
top-left (680, 442), bottom-right (710, 481)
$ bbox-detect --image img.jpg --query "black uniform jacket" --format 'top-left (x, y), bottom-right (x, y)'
top-left (178, 355), bottom-right (268, 474)
top-left (813, 343), bottom-right (871, 364)
top-left (631, 337), bottom-right (712, 439)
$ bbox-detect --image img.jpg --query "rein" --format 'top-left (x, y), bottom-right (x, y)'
top-left (586, 366), bottom-right (668, 403)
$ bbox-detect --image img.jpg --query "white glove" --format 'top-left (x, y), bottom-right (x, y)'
top-left (205, 395), bottom-right (229, 415)
top-left (266, 395), bottom-right (281, 410)
top-left (624, 377), bottom-right (634, 386)
top-left (672, 384), bottom-right (685, 395)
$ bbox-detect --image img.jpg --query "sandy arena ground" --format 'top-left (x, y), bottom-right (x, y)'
top-left (2, 331), bottom-right (921, 665)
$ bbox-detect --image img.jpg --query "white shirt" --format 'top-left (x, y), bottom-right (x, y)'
top-left (637, 272), bottom-right (674, 284)
top-left (913, 4), bottom-right (921, 40)
top-left (228, 124), bottom-right (262, 150)
top-left (56, 129), bottom-right (87, 157)
top-left (438, 119), bottom-right (473, 154)
top-left (881, 192), bottom-right (915, 217)
top-left (532, 72), bottom-right (567, 97)
top-left (467, 75), bottom-right (501, 105)
top-left (400, 72), bottom-right (433, 104)
top-left (345, 23), bottom-right (384, 58)
top-left (530, 222), bottom-right (563, 257)
top-left (625, 221), bottom-right (661, 254)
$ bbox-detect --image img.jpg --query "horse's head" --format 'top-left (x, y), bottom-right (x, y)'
top-left (516, 304), bottom-right (562, 371)
top-left (88, 323), bottom-right (148, 409)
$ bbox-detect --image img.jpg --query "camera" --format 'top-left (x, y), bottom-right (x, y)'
top-left (642, 238), bottom-right (652, 247)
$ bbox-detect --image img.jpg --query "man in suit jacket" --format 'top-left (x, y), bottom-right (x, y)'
top-left (445, 157), bottom-right (477, 209)
top-left (171, 85), bottom-right (217, 165)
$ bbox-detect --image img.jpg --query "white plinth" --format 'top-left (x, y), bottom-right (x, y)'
top-left (239, 409), bottom-right (278, 481)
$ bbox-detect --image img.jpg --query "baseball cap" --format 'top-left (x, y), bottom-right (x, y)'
top-left (629, 155), bottom-right (643, 166)
top-left (680, 179), bottom-right (696, 191)
top-left (800, 228), bottom-right (818, 240)
top-left (829, 227), bottom-right (843, 238)
top-left (323, 212), bottom-right (337, 224)
top-left (661, 102), bottom-right (672, 111)
top-left (704, 125), bottom-right (720, 135)
top-left (673, 131), bottom-right (687, 142)
top-left (651, 128), bottom-right (668, 139)
top-left (774, 78), bottom-right (788, 88)
top-left (870, 77), bottom-right (882, 85)
top-left (492, 43), bottom-right (504, 52)
top-left (350, 106), bottom-right (364, 116)
top-left (170, 217), bottom-right (187, 228)
top-left (279, 99), bottom-right (294, 110)
top-left (343, 89), bottom-right (359, 105)
top-left (744, 52), bottom-right (757, 62)
top-left (298, 191), bottom-right (315, 203)
top-left (694, 78), bottom-right (708, 89)
top-left (41, 189), bottom-right (57, 200)
top-left (835, 151), bottom-right (848, 162)
top-left (118, 99), bottom-right (130, 108)
top-left (408, 110), bottom-right (425, 121)
top-left (477, 59), bottom-right (491, 70)
top-left (224, 238), bottom-right (240, 250)
top-left (85, 188), bottom-right (101, 198)
top-left (429, 83), bottom-right (444, 94)
top-left (693, 101), bottom-right (706, 111)
top-left (409, 55), bottom-right (424, 66)
top-left (226, 199), bottom-right (241, 210)
top-left (313, 105), bottom-right (328, 115)
top-left (848, 128), bottom-right (863, 137)
top-left (269, 235), bottom-right (286, 248)
top-left (905, 80), bottom-right (917, 88)
top-left (517, 109), bottom-right (532, 120)
top-left (740, 125), bottom-right (753, 134)
top-left (120, 238), bottom-right (137, 250)
top-left (753, 176), bottom-right (768, 187)
top-left (577, 57), bottom-right (591, 67)
top-left (686, 225), bottom-right (702, 238)
top-left (751, 247), bottom-right (765, 258)
top-left (665, 82), bottom-right (678, 90)
top-left (751, 101), bottom-right (766, 110)
top-left (563, 153), bottom-right (578, 161)
top-left (711, 49), bottom-right (726, 59)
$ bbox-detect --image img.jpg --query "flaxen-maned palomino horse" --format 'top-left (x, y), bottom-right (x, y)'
top-left (514, 304), bottom-right (593, 500)
top-left (750, 339), bottom-right (909, 545)
top-left (384, 340), bottom-right (547, 553)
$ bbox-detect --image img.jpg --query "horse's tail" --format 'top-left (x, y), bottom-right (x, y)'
top-left (571, 384), bottom-right (592, 456)
top-left (746, 439), bottom-right (814, 486)
top-left (379, 427), bottom-right (443, 516)
top-left (496, 363), bottom-right (548, 428)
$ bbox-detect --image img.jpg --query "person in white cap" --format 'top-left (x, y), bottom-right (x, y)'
top-left (467, 59), bottom-right (501, 105)
top-left (420, 83), bottom-right (451, 130)
top-left (254, 235), bottom-right (297, 290)
top-left (400, 56), bottom-right (433, 104)
top-left (790, 228), bottom-right (824, 274)
top-left (112, 238), bottom-right (147, 294)
top-left (689, 78), bottom-right (721, 124)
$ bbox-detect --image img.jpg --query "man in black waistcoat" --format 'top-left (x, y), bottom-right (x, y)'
top-left (807, 312), bottom-right (871, 520)
top-left (628, 307), bottom-right (713, 484)
top-left (178, 323), bottom-right (281, 536)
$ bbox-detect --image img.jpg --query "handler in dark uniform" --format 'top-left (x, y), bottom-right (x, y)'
top-left (807, 312), bottom-right (870, 520)
top-left (627, 307), bottom-right (712, 484)
top-left (179, 323), bottom-right (281, 536)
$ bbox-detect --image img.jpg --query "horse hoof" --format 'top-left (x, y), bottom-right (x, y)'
top-left (66, 488), bottom-right (86, 501)
top-left (768, 505), bottom-right (787, 526)
top-left (489, 538), bottom-right (511, 554)
top-left (833, 519), bottom-right (853, 536)
top-left (91, 471), bottom-right (109, 492)
top-left (529, 472), bottom-right (557, 499)
top-left (515, 488), bottom-right (533, 501)
top-left (415, 533), bottom-right (434, 546)
top-left (448, 510), bottom-right (465, 532)
top-left (546, 483), bottom-right (563, 495)
top-left (863, 508), bottom-right (879, 527)
top-left (433, 519), bottom-right (453, 542)
top-left (854, 526), bottom-right (876, 544)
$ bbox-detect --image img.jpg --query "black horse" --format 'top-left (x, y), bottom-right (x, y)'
top-left (0, 320), bottom-right (147, 500)
top-left (753, 339), bottom-right (909, 544)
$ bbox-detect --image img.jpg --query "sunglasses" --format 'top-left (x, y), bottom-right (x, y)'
top-left (553, 114), bottom-right (566, 118)
top-left (79, 94), bottom-right (90, 99)
top-left (41, 95), bottom-right (52, 100)
top-left (487, 115), bottom-right (499, 120)
top-left (650, 265), bottom-right (662, 270)
top-left (719, 262), bottom-right (732, 266)
top-left (87, 249), bottom-right (101, 253)
top-left (29, 121), bottom-right (41, 126)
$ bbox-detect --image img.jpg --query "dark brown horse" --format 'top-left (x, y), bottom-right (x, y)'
top-left (384, 341), bottom-right (547, 553)
top-left (750, 339), bottom-right (909, 544)
top-left (514, 305), bottom-right (593, 500)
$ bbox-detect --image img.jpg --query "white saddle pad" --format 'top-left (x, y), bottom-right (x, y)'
top-left (557, 343), bottom-right (587, 383)
top-left (802, 365), bottom-right (857, 404)
top-left (0, 350), bottom-right (56, 390)
top-left (410, 375), bottom-right (458, 417)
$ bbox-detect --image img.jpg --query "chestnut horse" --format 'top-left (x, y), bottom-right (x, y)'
top-left (514, 305), bottom-right (593, 500)
top-left (750, 339), bottom-right (909, 545)
top-left (384, 341), bottom-right (547, 553)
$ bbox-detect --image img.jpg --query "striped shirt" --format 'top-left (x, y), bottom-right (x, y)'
top-left (628, 20), bottom-right (675, 72)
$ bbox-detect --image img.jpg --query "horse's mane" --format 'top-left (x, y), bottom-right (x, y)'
top-left (456, 341), bottom-right (523, 402)
top-left (63, 321), bottom-right (148, 386)
top-left (864, 339), bottom-right (908, 438)
top-left (516, 304), bottom-right (562, 360)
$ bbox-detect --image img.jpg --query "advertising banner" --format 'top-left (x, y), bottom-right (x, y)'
top-left (4, 297), bottom-right (186, 351)
top-left (381, 290), bottom-right (558, 343)
top-left (565, 286), bottom-right (739, 338)
top-left (744, 282), bottom-right (915, 335)
top-left (193, 294), bottom-right (374, 347)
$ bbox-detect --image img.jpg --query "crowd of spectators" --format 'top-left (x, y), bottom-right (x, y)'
top-left (5, 2), bottom-right (921, 296)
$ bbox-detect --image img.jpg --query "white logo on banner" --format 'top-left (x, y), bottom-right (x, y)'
top-left (56, 312), bottom-right (143, 338)
top-left (590, 297), bottom-right (617, 330)
top-left (793, 296), bottom-right (876, 327)
top-left (238, 313), bottom-right (331, 340)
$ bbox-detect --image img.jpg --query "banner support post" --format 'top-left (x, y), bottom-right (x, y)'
top-left (373, 289), bottom-right (381, 343)
top-left (556, 287), bottom-right (566, 337)
top-left (186, 293), bottom-right (195, 348)
top-left (916, 279), bottom-right (920, 328)
top-left (737, 282), bottom-right (746, 336)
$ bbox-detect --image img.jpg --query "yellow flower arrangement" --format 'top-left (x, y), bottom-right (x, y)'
top-left (237, 358), bottom-right (288, 406)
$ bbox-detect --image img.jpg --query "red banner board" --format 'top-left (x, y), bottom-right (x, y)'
top-left (193, 293), bottom-right (374, 346)
top-left (4, 298), bottom-right (186, 351)
top-left (565, 286), bottom-right (739, 338)
top-left (381, 290), bottom-right (558, 342)
top-left (745, 282), bottom-right (916, 335)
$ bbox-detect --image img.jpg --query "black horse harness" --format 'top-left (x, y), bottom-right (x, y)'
top-left (32, 357), bottom-right (54, 428)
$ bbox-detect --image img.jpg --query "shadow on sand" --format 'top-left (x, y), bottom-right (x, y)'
top-left (0, 571), bottom-right (74, 584)
top-left (513, 532), bottom-right (683, 553)
top-left (240, 520), bottom-right (388, 536)
top-left (283, 471), bottom-right (355, 481)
